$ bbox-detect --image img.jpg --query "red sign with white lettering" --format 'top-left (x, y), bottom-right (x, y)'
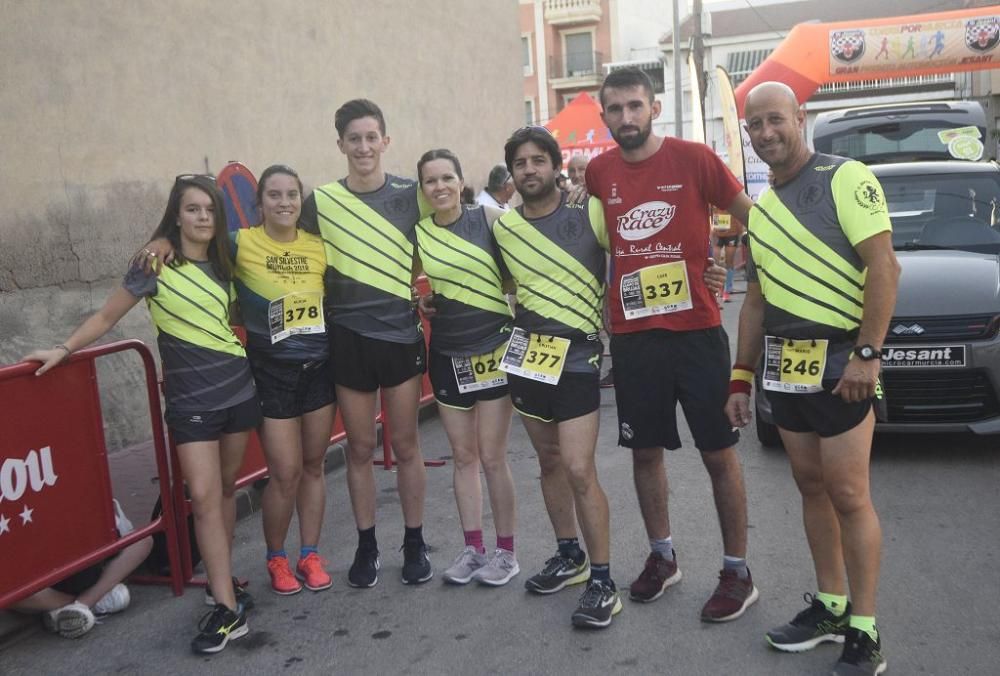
top-left (0, 359), bottom-right (117, 599)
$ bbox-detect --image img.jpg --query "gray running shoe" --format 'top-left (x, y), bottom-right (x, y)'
top-left (831, 627), bottom-right (887, 675)
top-left (766, 593), bottom-right (850, 652)
top-left (442, 546), bottom-right (487, 585)
top-left (474, 549), bottom-right (520, 587)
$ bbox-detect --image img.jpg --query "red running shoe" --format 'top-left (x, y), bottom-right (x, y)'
top-left (700, 568), bottom-right (758, 622)
top-left (296, 552), bottom-right (333, 591)
top-left (267, 556), bottom-right (302, 595)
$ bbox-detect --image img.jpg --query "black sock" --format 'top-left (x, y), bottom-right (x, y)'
top-left (590, 563), bottom-right (611, 582)
top-left (557, 537), bottom-right (584, 563)
top-left (358, 526), bottom-right (377, 550)
top-left (404, 525), bottom-right (424, 545)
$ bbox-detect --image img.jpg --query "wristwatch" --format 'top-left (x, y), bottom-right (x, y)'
top-left (853, 344), bottom-right (881, 361)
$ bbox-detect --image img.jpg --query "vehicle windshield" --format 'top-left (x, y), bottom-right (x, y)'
top-left (816, 118), bottom-right (985, 164)
top-left (879, 171), bottom-right (1000, 253)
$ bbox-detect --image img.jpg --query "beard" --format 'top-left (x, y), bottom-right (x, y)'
top-left (516, 173), bottom-right (559, 204)
top-left (612, 120), bottom-right (652, 151)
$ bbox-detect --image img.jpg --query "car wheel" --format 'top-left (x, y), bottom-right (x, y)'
top-left (756, 416), bottom-right (781, 447)
top-left (755, 409), bottom-right (782, 448)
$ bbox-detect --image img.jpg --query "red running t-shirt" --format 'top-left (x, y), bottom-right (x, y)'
top-left (586, 137), bottom-right (743, 334)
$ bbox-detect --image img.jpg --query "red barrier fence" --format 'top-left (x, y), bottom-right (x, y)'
top-left (3, 280), bottom-right (445, 599)
top-left (0, 340), bottom-right (183, 608)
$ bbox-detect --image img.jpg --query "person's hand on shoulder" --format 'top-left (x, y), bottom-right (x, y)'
top-left (131, 238), bottom-right (175, 274)
top-left (566, 184), bottom-right (589, 206)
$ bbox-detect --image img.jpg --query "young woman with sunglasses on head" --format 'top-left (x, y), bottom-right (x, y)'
top-left (24, 175), bottom-right (258, 654)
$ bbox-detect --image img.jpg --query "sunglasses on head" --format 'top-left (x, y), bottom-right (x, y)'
top-left (515, 125), bottom-right (554, 137)
top-left (174, 173), bottom-right (217, 183)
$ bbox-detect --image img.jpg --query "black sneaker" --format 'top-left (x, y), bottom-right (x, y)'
top-left (571, 578), bottom-right (623, 629)
top-left (190, 603), bottom-right (248, 654)
top-left (401, 541), bottom-right (433, 585)
top-left (831, 627), bottom-right (887, 675)
top-left (204, 577), bottom-right (255, 611)
top-left (524, 554), bottom-right (590, 595)
top-left (766, 593), bottom-right (850, 652)
top-left (348, 546), bottom-right (380, 588)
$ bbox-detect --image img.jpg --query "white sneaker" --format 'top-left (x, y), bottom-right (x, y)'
top-left (42, 601), bottom-right (96, 638)
top-left (474, 548), bottom-right (520, 586)
top-left (93, 583), bottom-right (130, 615)
top-left (442, 546), bottom-right (487, 585)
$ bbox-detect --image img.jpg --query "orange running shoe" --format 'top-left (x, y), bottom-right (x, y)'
top-left (267, 556), bottom-right (302, 595)
top-left (296, 552), bottom-right (333, 591)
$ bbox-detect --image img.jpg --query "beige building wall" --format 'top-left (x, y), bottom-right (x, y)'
top-left (0, 0), bottom-right (522, 449)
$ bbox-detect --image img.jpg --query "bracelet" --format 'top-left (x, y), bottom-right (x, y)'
top-left (54, 344), bottom-right (71, 356)
top-left (730, 363), bottom-right (755, 384)
top-left (729, 362), bottom-right (754, 395)
top-left (729, 379), bottom-right (752, 396)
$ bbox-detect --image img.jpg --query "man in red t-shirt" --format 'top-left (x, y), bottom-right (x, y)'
top-left (586, 67), bottom-right (757, 622)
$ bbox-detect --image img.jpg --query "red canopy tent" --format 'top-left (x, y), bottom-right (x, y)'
top-left (544, 92), bottom-right (617, 165)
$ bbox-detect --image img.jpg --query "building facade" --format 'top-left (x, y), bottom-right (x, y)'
top-left (520, 0), bottom-right (671, 126)
top-left (0, 1), bottom-right (522, 450)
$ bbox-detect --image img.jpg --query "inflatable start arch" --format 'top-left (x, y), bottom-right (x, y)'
top-left (726, 5), bottom-right (1000, 199)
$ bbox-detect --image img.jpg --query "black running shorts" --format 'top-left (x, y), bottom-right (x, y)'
top-left (166, 394), bottom-right (262, 446)
top-left (507, 371), bottom-right (600, 423)
top-left (248, 352), bottom-right (335, 419)
top-left (610, 327), bottom-right (738, 452)
top-left (330, 324), bottom-right (426, 392)
top-left (767, 381), bottom-right (873, 438)
top-left (428, 348), bottom-right (509, 411)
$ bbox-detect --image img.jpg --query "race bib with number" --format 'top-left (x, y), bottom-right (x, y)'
top-left (452, 343), bottom-right (508, 393)
top-left (620, 261), bottom-right (693, 320)
top-left (499, 327), bottom-right (570, 385)
top-left (762, 336), bottom-right (828, 394)
top-left (268, 291), bottom-right (325, 344)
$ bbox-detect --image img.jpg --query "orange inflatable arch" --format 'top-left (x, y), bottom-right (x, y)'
top-left (734, 6), bottom-right (1000, 112)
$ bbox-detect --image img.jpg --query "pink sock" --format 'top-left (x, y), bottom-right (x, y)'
top-left (464, 529), bottom-right (485, 554)
top-left (497, 535), bottom-right (514, 553)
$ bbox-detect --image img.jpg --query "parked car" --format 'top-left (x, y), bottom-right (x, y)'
top-left (754, 160), bottom-right (1000, 445)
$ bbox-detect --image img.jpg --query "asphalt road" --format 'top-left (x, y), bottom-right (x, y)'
top-left (3, 291), bottom-right (998, 675)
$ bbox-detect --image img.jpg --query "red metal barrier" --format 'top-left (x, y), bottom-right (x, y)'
top-left (0, 340), bottom-right (183, 608)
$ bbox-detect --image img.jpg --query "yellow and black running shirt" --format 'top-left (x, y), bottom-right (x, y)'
top-left (493, 196), bottom-right (609, 373)
top-left (124, 261), bottom-right (255, 413)
top-left (747, 153), bottom-right (891, 375)
top-left (415, 206), bottom-right (512, 357)
top-left (231, 226), bottom-right (328, 361)
top-left (301, 175), bottom-right (431, 344)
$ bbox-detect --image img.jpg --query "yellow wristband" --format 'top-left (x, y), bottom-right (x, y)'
top-left (730, 368), bottom-right (754, 384)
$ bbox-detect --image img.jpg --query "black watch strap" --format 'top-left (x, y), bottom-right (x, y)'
top-left (853, 344), bottom-right (880, 361)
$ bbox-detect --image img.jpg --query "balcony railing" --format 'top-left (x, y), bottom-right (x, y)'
top-left (545, 0), bottom-right (601, 26)
top-left (549, 50), bottom-right (604, 81)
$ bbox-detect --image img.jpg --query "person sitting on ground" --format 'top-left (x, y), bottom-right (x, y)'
top-left (8, 500), bottom-right (152, 639)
